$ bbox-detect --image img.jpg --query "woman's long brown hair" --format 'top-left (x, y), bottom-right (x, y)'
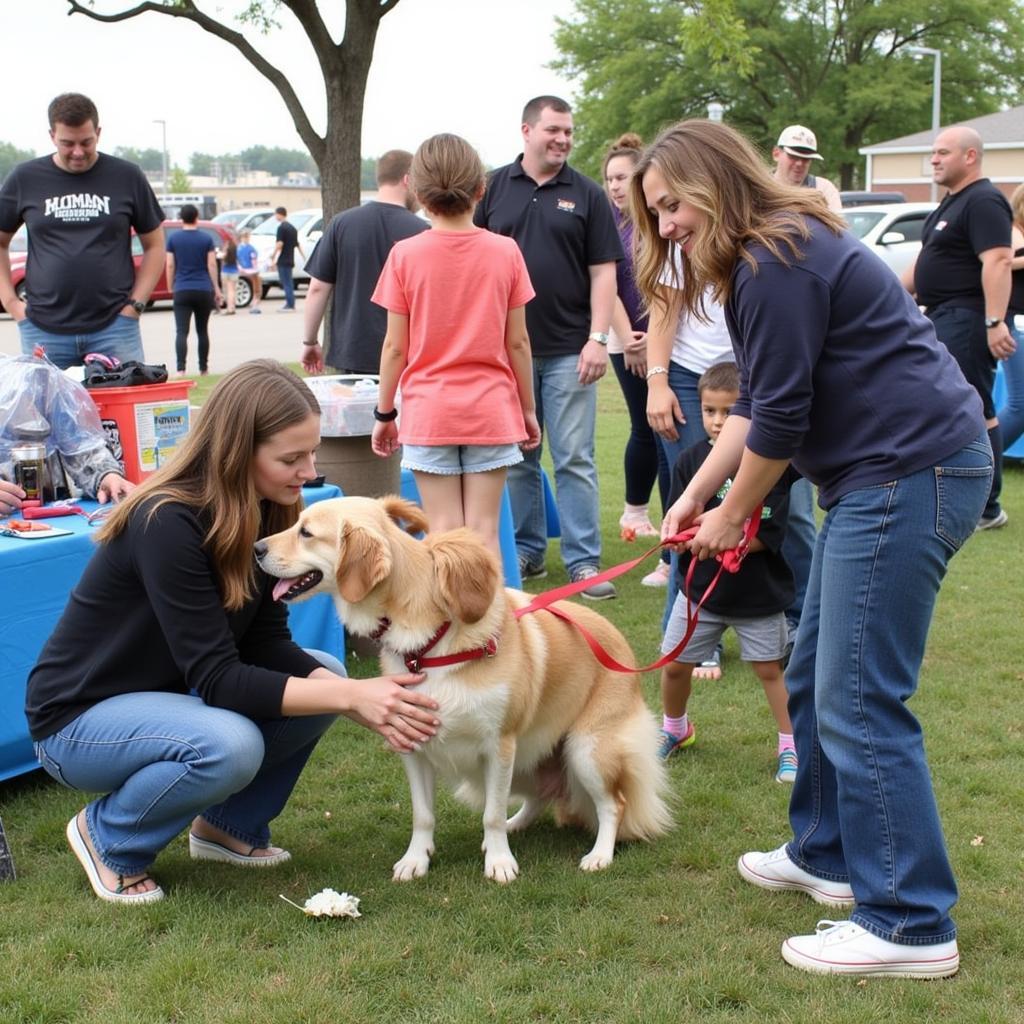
top-left (629, 119), bottom-right (847, 321)
top-left (97, 359), bottom-right (319, 610)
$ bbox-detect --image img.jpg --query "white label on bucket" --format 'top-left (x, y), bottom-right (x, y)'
top-left (134, 400), bottom-right (191, 473)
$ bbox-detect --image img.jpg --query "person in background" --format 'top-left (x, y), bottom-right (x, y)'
top-left (771, 125), bottom-right (842, 212)
top-left (25, 360), bottom-right (439, 905)
top-left (656, 362), bottom-right (798, 785)
top-left (0, 92), bottom-right (165, 369)
top-left (635, 118), bottom-right (989, 978)
top-left (602, 132), bottom-right (671, 587)
top-left (237, 229), bottom-right (262, 315)
top-left (165, 204), bottom-right (221, 376)
top-left (219, 235), bottom-right (239, 315)
top-left (270, 207), bottom-right (304, 312)
top-left (902, 125), bottom-right (1014, 531)
top-left (474, 95), bottom-right (622, 600)
top-left (300, 150), bottom-right (427, 375)
top-left (371, 134), bottom-right (540, 557)
top-left (996, 182), bottom-right (1024, 453)
top-left (0, 352), bottom-right (133, 512)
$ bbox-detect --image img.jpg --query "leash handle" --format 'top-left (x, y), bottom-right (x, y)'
top-left (513, 505), bottom-right (762, 675)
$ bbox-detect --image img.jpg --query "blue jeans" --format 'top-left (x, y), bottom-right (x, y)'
top-left (278, 264), bottom-right (296, 308)
top-left (781, 477), bottom-right (817, 632)
top-left (509, 355), bottom-right (599, 571)
top-left (784, 436), bottom-right (991, 944)
top-left (655, 362), bottom-right (706, 630)
top-left (34, 649), bottom-right (342, 875)
top-left (997, 317), bottom-right (1024, 451)
top-left (18, 314), bottom-right (145, 370)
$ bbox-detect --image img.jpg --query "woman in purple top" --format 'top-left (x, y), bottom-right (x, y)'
top-left (631, 119), bottom-right (990, 979)
top-left (603, 134), bottom-right (670, 582)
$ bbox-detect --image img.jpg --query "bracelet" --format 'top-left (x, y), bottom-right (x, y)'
top-left (373, 406), bottom-right (398, 422)
top-left (301, 339), bottom-right (320, 347)
top-left (645, 365), bottom-right (669, 380)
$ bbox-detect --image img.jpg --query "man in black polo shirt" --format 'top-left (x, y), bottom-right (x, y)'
top-left (474, 96), bottom-right (623, 599)
top-left (270, 207), bottom-right (304, 312)
top-left (903, 125), bottom-right (1015, 530)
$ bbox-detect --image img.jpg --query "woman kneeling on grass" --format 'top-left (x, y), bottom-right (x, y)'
top-left (632, 120), bottom-right (991, 978)
top-left (25, 359), bottom-right (439, 905)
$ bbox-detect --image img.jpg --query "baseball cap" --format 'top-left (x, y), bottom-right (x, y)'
top-left (776, 125), bottom-right (823, 160)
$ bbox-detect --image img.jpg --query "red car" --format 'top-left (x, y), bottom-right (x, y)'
top-left (3, 219), bottom-right (250, 314)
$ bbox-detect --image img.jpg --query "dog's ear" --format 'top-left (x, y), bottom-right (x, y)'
top-left (428, 529), bottom-right (500, 624)
top-left (336, 522), bottom-right (392, 603)
top-left (379, 495), bottom-right (429, 537)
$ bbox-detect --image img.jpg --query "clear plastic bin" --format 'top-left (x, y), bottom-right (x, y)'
top-left (303, 375), bottom-right (389, 437)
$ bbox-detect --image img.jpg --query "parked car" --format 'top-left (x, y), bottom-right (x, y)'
top-left (248, 208), bottom-right (324, 296)
top-left (843, 202), bottom-right (936, 278)
top-left (1, 227), bottom-right (29, 312)
top-left (212, 207), bottom-right (275, 235)
top-left (840, 190), bottom-right (907, 208)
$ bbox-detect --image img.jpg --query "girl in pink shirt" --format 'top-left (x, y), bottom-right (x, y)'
top-left (371, 134), bottom-right (541, 555)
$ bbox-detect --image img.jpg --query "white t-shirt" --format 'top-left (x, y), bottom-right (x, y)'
top-left (659, 250), bottom-right (734, 374)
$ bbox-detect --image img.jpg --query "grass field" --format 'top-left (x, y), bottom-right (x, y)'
top-left (2, 373), bottom-right (1022, 1023)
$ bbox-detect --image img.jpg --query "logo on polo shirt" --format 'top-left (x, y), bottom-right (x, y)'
top-left (935, 220), bottom-right (948, 231)
top-left (557, 198), bottom-right (576, 213)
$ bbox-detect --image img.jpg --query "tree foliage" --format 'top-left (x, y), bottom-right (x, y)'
top-left (189, 146), bottom-right (318, 178)
top-left (112, 146), bottom-right (165, 172)
top-left (553, 0), bottom-right (1024, 186)
top-left (66, 0), bottom-right (403, 217)
top-left (0, 141), bottom-right (37, 183)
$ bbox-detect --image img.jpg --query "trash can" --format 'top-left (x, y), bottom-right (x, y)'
top-left (88, 381), bottom-right (195, 483)
top-left (304, 376), bottom-right (400, 497)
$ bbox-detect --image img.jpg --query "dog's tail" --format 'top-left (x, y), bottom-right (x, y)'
top-left (615, 708), bottom-right (674, 841)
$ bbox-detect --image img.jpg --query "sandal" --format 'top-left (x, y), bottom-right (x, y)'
top-left (66, 814), bottom-right (164, 905)
top-left (188, 833), bottom-right (291, 867)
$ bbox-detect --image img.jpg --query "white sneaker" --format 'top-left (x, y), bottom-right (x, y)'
top-left (641, 560), bottom-right (671, 587)
top-left (782, 919), bottom-right (959, 978)
top-left (738, 845), bottom-right (854, 908)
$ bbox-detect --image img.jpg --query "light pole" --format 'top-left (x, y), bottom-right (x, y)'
top-left (906, 46), bottom-right (942, 202)
top-left (153, 119), bottom-right (168, 194)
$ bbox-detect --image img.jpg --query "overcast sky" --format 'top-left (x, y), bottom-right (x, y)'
top-left (7, 0), bottom-right (579, 168)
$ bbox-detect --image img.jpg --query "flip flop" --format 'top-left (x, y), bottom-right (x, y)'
top-left (188, 833), bottom-right (291, 867)
top-left (65, 814), bottom-right (164, 905)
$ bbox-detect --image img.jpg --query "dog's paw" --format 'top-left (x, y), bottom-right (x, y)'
top-left (578, 851), bottom-right (614, 872)
top-left (392, 852), bottom-right (431, 881)
top-left (484, 852), bottom-right (520, 884)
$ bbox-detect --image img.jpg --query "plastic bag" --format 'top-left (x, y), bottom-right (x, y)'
top-left (0, 352), bottom-right (111, 461)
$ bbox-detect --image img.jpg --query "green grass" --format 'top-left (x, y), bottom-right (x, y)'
top-left (3, 375), bottom-right (1023, 1023)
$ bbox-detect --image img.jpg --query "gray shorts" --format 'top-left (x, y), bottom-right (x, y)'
top-left (661, 595), bottom-right (789, 665)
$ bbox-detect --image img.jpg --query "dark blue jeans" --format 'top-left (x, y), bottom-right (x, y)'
top-left (279, 264), bottom-right (296, 308)
top-left (784, 435), bottom-right (991, 944)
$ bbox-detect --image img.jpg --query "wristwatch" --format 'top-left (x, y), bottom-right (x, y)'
top-left (984, 317), bottom-right (1002, 329)
top-left (588, 331), bottom-right (609, 346)
top-left (128, 299), bottom-right (146, 315)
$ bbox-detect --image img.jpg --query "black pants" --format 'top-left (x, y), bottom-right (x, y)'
top-left (173, 290), bottom-right (214, 372)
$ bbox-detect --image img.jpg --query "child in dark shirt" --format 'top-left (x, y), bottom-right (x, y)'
top-left (658, 362), bottom-right (798, 783)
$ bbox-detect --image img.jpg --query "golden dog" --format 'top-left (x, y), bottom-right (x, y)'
top-left (256, 496), bottom-right (671, 882)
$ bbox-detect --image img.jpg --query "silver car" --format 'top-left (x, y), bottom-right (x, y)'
top-left (843, 202), bottom-right (936, 278)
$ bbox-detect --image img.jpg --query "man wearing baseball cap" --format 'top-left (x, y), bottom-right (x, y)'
top-left (772, 124), bottom-right (842, 212)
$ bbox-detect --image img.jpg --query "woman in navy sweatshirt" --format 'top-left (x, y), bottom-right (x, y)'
top-left (630, 120), bottom-right (991, 979)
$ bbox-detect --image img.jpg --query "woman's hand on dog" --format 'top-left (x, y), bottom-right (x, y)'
top-left (345, 673), bottom-right (440, 753)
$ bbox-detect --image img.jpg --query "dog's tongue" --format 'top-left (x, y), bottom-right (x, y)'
top-left (272, 577), bottom-right (301, 602)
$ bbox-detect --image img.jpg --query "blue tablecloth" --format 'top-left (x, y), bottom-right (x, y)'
top-left (0, 485), bottom-right (345, 782)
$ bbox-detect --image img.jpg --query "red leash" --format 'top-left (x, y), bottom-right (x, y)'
top-left (513, 508), bottom-right (762, 674)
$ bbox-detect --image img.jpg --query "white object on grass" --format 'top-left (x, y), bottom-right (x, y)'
top-left (279, 888), bottom-right (361, 918)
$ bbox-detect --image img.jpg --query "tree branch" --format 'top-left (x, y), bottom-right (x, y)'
top-left (66, 0), bottom-right (325, 163)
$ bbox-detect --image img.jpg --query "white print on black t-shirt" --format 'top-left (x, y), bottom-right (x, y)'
top-left (44, 193), bottom-right (111, 221)
top-left (715, 476), bottom-right (774, 518)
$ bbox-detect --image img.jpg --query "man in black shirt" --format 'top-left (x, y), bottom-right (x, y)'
top-left (270, 207), bottom-right (304, 312)
top-left (903, 125), bottom-right (1014, 530)
top-left (474, 96), bottom-right (623, 600)
top-left (0, 93), bottom-right (166, 370)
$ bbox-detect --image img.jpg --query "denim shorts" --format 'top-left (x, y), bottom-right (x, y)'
top-left (401, 443), bottom-right (523, 475)
top-left (661, 601), bottom-right (789, 664)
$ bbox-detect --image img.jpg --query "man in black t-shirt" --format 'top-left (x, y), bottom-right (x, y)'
top-left (300, 150), bottom-right (427, 374)
top-left (270, 207), bottom-right (304, 312)
top-left (0, 93), bottom-right (165, 369)
top-left (474, 96), bottom-right (623, 600)
top-left (903, 125), bottom-right (1014, 529)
